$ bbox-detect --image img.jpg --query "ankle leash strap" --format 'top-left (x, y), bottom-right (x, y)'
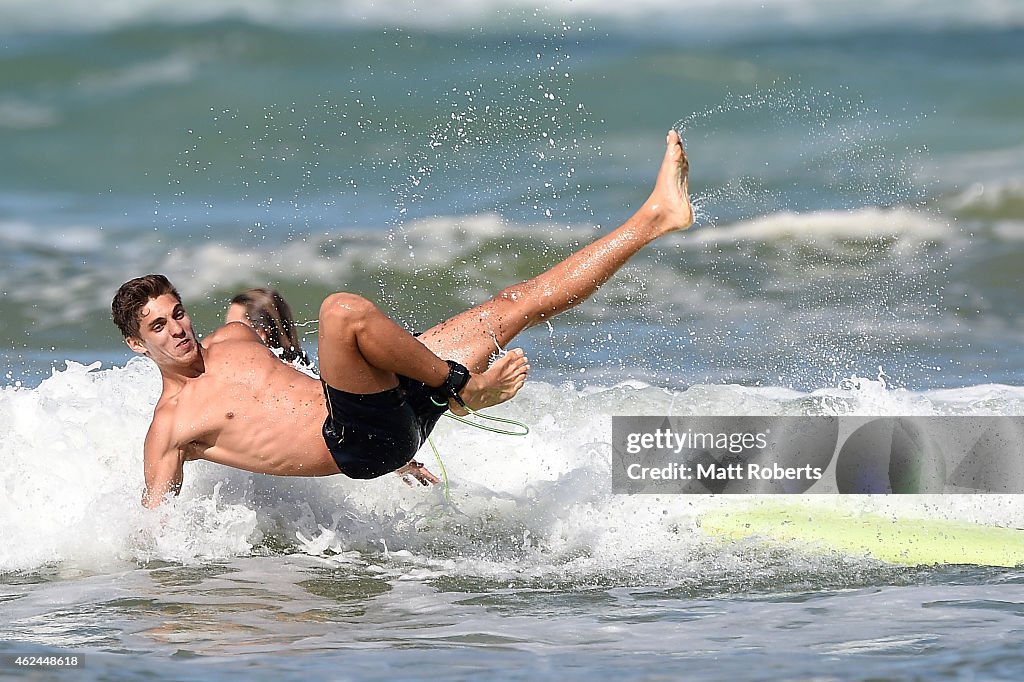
top-left (431, 360), bottom-right (470, 409)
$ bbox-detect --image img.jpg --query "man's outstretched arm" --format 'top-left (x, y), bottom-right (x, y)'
top-left (142, 419), bottom-right (185, 508)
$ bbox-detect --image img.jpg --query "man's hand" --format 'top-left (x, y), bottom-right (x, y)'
top-left (395, 460), bottom-right (440, 486)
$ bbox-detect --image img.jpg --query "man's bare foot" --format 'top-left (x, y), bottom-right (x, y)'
top-left (396, 460), bottom-right (440, 486)
top-left (451, 348), bottom-right (529, 414)
top-left (637, 129), bottom-right (694, 238)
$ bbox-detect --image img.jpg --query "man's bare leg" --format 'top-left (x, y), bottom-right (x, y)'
top-left (317, 130), bottom-right (689, 411)
top-left (418, 130), bottom-right (694, 373)
top-left (316, 291), bottom-right (528, 410)
top-left (315, 295), bottom-right (526, 484)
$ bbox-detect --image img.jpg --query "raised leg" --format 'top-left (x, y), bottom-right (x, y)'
top-left (417, 130), bottom-right (694, 372)
top-left (317, 292), bottom-right (450, 394)
top-left (316, 292), bottom-right (528, 411)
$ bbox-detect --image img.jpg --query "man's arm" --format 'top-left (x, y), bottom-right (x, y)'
top-left (141, 415), bottom-right (185, 508)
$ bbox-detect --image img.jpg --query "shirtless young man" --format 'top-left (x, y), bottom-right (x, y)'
top-left (113, 130), bottom-right (694, 508)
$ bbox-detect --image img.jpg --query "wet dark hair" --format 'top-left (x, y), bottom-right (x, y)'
top-left (112, 274), bottom-right (180, 339)
top-left (230, 288), bottom-right (309, 365)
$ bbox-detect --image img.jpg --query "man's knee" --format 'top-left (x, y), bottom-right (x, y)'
top-left (319, 292), bottom-right (378, 329)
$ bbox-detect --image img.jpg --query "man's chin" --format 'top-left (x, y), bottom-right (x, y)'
top-left (174, 339), bottom-right (198, 359)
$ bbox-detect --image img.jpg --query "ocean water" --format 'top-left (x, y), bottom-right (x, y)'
top-left (2, 0), bottom-right (1024, 679)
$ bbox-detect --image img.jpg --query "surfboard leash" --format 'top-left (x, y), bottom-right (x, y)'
top-left (427, 401), bottom-right (531, 503)
top-left (425, 349), bottom-right (531, 500)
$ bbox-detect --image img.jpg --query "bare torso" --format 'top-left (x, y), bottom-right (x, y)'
top-left (152, 325), bottom-right (340, 477)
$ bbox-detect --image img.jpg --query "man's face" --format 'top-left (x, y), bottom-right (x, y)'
top-left (126, 293), bottom-right (200, 367)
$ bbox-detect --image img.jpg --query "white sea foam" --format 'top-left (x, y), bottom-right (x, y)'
top-left (696, 207), bottom-right (950, 243)
top-left (0, 98), bottom-right (60, 130)
top-left (946, 176), bottom-right (1024, 218)
top-left (78, 51), bottom-right (203, 94)
top-left (2, 0), bottom-right (1022, 35)
top-left (0, 220), bottom-right (106, 252)
top-left (3, 358), bottom-right (1024, 576)
top-left (0, 207), bottom-right (959, 317)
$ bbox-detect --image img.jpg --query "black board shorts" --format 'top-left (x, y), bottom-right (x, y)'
top-left (321, 375), bottom-right (449, 479)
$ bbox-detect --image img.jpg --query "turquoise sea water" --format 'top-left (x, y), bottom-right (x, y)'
top-left (2, 1), bottom-right (1024, 679)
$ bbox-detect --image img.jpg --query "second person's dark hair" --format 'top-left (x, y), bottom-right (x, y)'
top-left (230, 288), bottom-right (309, 364)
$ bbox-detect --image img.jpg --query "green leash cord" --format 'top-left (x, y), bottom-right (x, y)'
top-left (435, 401), bottom-right (531, 436)
top-left (426, 436), bottom-right (450, 503)
top-left (427, 399), bottom-right (531, 502)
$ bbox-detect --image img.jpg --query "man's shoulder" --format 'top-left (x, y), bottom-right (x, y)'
top-left (148, 380), bottom-right (214, 452)
top-left (206, 321), bottom-right (262, 346)
top-left (203, 325), bottom-right (278, 367)
top-left (145, 397), bottom-right (179, 451)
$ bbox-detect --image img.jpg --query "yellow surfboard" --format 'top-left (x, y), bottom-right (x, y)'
top-left (699, 505), bottom-right (1024, 567)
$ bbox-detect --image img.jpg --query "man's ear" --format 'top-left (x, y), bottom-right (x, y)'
top-left (125, 336), bottom-right (148, 355)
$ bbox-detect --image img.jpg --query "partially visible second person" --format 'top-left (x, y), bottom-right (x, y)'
top-left (226, 288), bottom-right (312, 368)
